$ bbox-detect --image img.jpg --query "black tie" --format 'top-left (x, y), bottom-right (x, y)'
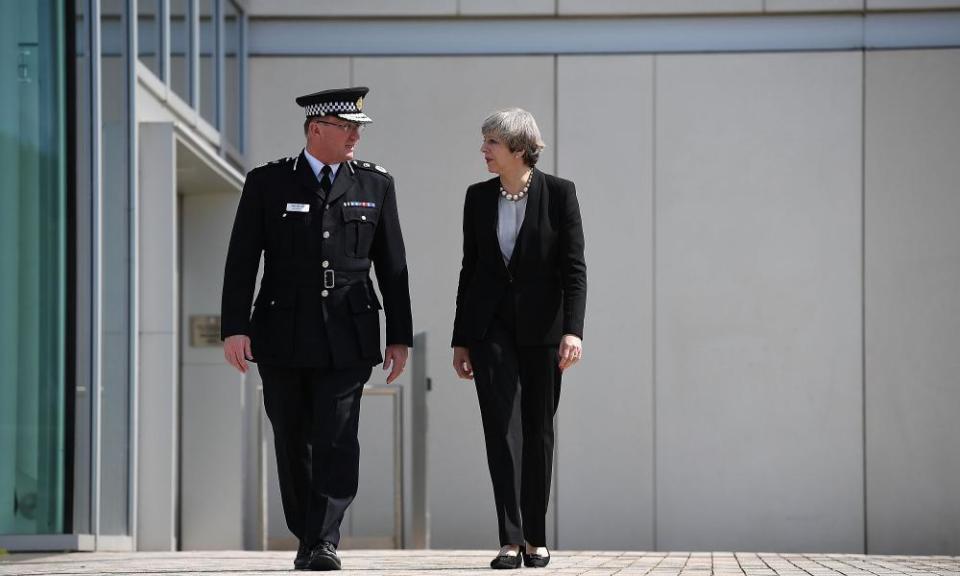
top-left (319, 165), bottom-right (333, 194)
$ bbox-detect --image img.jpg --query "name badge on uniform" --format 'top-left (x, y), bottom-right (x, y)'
top-left (286, 203), bottom-right (310, 213)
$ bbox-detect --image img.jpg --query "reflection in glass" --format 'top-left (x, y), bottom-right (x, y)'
top-left (137, 0), bottom-right (162, 78)
top-left (0, 0), bottom-right (67, 535)
top-left (199, 0), bottom-right (217, 126)
top-left (224, 1), bottom-right (240, 149)
top-left (170, 0), bottom-right (191, 104)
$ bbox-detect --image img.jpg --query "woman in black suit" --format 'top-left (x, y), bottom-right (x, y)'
top-left (452, 108), bottom-right (586, 569)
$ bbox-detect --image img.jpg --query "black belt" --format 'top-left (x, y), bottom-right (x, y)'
top-left (323, 268), bottom-right (369, 289)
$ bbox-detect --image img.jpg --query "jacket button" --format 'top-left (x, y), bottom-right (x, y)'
top-left (361, 215), bottom-right (367, 221)
top-left (322, 260), bottom-right (329, 268)
top-left (323, 231), bottom-right (330, 239)
top-left (270, 300), bottom-right (275, 306)
top-left (281, 213), bottom-right (287, 218)
top-left (321, 290), bottom-right (329, 297)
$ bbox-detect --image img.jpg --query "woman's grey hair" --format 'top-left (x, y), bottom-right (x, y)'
top-left (482, 108), bottom-right (546, 167)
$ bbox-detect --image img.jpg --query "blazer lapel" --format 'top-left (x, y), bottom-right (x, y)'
top-left (295, 151), bottom-right (356, 204)
top-left (295, 150), bottom-right (323, 197)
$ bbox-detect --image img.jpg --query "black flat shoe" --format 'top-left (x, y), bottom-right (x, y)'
top-left (294, 541), bottom-right (310, 570)
top-left (490, 548), bottom-right (524, 569)
top-left (522, 550), bottom-right (551, 568)
top-left (308, 540), bottom-right (342, 571)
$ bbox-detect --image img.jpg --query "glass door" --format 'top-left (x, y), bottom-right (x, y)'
top-left (0, 0), bottom-right (68, 536)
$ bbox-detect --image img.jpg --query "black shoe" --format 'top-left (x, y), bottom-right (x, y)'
top-left (307, 540), bottom-right (342, 571)
top-left (522, 549), bottom-right (550, 568)
top-left (490, 547), bottom-right (524, 570)
top-left (294, 541), bottom-right (310, 570)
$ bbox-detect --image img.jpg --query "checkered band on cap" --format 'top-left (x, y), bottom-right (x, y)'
top-left (304, 101), bottom-right (358, 117)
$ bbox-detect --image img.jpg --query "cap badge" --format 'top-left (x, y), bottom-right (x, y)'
top-left (356, 96), bottom-right (364, 111)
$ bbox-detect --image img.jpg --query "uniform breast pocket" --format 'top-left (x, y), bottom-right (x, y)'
top-left (341, 206), bottom-right (379, 258)
top-left (270, 210), bottom-right (306, 256)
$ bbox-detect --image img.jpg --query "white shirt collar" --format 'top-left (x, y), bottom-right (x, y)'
top-left (303, 148), bottom-right (340, 182)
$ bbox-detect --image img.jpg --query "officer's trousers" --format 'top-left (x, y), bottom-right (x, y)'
top-left (258, 363), bottom-right (372, 548)
top-left (469, 300), bottom-right (562, 548)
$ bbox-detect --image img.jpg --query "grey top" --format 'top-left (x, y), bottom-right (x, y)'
top-left (497, 194), bottom-right (528, 265)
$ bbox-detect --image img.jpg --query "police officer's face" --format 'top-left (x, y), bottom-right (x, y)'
top-left (309, 117), bottom-right (362, 163)
top-left (480, 133), bottom-right (523, 175)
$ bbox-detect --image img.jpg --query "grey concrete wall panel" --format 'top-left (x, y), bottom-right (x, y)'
top-left (864, 49), bottom-right (960, 556)
top-left (655, 52), bottom-right (864, 552)
top-left (250, 16), bottom-right (877, 56)
top-left (137, 123), bottom-right (179, 551)
top-left (555, 55), bottom-right (656, 550)
top-left (179, 193), bottom-right (248, 549)
top-left (351, 55), bottom-right (556, 549)
top-left (350, 394), bottom-right (400, 547)
top-left (865, 13), bottom-right (960, 49)
top-left (179, 364), bottom-right (245, 549)
top-left (246, 57), bottom-right (351, 167)
top-left (559, 0), bottom-right (762, 15)
top-left (869, 0), bottom-right (960, 8)
top-left (246, 0), bottom-right (457, 17)
top-left (459, 0), bottom-right (555, 15)
top-left (766, 0), bottom-right (864, 10)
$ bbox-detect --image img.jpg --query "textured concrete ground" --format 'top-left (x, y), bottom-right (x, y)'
top-left (1, 550), bottom-right (958, 576)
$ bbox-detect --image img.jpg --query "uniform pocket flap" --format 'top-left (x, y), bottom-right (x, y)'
top-left (341, 206), bottom-right (379, 225)
top-left (255, 286), bottom-right (296, 309)
top-left (347, 285), bottom-right (382, 314)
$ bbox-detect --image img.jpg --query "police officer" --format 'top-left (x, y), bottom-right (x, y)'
top-left (220, 87), bottom-right (412, 571)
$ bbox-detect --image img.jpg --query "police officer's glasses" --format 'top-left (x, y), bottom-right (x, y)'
top-left (314, 119), bottom-right (365, 134)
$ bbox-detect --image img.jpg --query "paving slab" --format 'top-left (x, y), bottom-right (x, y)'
top-left (0, 551), bottom-right (957, 576)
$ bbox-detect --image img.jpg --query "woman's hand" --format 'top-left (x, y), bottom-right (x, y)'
top-left (452, 346), bottom-right (474, 380)
top-left (558, 334), bottom-right (582, 371)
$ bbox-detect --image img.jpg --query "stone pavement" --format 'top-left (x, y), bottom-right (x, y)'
top-left (1, 551), bottom-right (958, 576)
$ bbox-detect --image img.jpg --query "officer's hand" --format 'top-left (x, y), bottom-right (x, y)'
top-left (452, 346), bottom-right (473, 380)
top-left (224, 335), bottom-right (253, 374)
top-left (383, 344), bottom-right (409, 385)
top-left (558, 334), bottom-right (582, 372)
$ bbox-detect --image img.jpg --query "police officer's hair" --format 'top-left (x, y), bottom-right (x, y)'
top-left (304, 116), bottom-right (320, 135)
top-left (482, 108), bottom-right (545, 167)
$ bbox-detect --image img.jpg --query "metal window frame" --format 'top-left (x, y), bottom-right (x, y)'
top-left (127, 0), bottom-right (141, 550)
top-left (87, 0), bottom-right (103, 544)
top-left (215, 0), bottom-right (224, 132)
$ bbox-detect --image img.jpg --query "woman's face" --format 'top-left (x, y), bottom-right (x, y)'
top-left (480, 132), bottom-right (523, 175)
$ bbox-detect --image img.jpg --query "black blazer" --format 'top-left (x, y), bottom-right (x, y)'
top-left (452, 169), bottom-right (586, 347)
top-left (221, 152), bottom-right (413, 368)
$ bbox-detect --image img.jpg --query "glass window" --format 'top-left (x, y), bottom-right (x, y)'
top-left (0, 0), bottom-right (67, 535)
top-left (170, 0), bottom-right (191, 104)
top-left (199, 0), bottom-right (217, 126)
top-left (137, 0), bottom-right (162, 79)
top-left (224, 1), bottom-right (241, 150)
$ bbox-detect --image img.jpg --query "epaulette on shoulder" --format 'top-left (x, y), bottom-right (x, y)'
top-left (253, 155), bottom-right (296, 171)
top-left (352, 160), bottom-right (391, 177)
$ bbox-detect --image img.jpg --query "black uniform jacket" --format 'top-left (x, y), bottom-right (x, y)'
top-left (221, 151), bottom-right (413, 368)
top-left (452, 169), bottom-right (586, 347)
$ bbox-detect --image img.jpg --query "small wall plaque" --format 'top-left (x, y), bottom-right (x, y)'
top-left (190, 315), bottom-right (222, 347)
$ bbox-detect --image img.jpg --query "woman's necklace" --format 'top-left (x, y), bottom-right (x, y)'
top-left (500, 169), bottom-right (533, 202)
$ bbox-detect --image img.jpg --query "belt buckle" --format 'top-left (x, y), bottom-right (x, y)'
top-left (324, 269), bottom-right (335, 289)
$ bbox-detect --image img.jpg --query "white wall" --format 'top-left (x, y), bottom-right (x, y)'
top-left (653, 51), bottom-right (863, 552)
top-left (247, 48), bottom-right (960, 554)
top-left (864, 48), bottom-right (960, 555)
top-left (556, 55), bottom-right (656, 550)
